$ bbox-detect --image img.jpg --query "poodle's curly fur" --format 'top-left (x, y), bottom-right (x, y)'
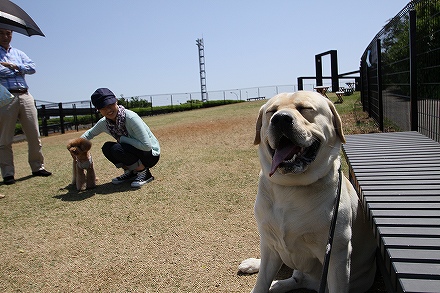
top-left (67, 138), bottom-right (96, 191)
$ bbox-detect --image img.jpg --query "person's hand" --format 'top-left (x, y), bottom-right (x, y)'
top-left (0, 62), bottom-right (18, 70)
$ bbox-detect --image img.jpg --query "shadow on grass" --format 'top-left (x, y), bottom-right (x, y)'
top-left (54, 181), bottom-right (136, 201)
top-left (0, 174), bottom-right (34, 186)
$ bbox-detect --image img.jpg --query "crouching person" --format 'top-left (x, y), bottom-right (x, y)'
top-left (81, 88), bottom-right (160, 188)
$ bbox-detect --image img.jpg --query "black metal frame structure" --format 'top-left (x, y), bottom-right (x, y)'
top-left (297, 50), bottom-right (360, 92)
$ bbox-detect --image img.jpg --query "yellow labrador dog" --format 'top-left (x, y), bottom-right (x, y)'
top-left (239, 91), bottom-right (376, 293)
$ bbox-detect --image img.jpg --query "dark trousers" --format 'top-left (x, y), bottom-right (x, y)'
top-left (102, 141), bottom-right (159, 171)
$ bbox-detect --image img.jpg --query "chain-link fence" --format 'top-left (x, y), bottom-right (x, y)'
top-left (35, 84), bottom-right (321, 109)
top-left (35, 84), bottom-right (318, 136)
top-left (116, 84), bottom-right (314, 108)
top-left (360, 0), bottom-right (440, 142)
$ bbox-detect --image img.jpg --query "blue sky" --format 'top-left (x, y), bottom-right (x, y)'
top-left (10, 0), bottom-right (407, 103)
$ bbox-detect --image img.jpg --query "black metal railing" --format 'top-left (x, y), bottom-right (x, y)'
top-left (360, 0), bottom-right (440, 142)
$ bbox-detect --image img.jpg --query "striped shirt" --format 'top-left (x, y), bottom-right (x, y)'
top-left (81, 109), bottom-right (160, 156)
top-left (0, 46), bottom-right (35, 90)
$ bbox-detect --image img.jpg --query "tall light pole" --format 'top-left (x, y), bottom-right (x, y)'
top-left (196, 38), bottom-right (208, 102)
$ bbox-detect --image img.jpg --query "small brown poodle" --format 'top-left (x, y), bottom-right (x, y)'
top-left (67, 138), bottom-right (96, 191)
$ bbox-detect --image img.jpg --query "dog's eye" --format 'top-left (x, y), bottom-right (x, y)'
top-left (265, 109), bottom-right (276, 117)
top-left (297, 106), bottom-right (316, 122)
top-left (297, 106), bottom-right (314, 114)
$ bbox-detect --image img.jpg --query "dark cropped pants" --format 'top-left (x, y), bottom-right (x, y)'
top-left (101, 141), bottom-right (159, 171)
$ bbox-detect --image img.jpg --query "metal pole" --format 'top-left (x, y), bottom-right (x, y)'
top-left (377, 39), bottom-right (384, 132)
top-left (298, 77), bottom-right (304, 90)
top-left (330, 50), bottom-right (339, 92)
top-left (315, 55), bottom-right (323, 86)
top-left (409, 8), bottom-right (418, 131)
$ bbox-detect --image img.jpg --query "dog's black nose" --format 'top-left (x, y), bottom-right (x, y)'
top-left (271, 112), bottom-right (293, 127)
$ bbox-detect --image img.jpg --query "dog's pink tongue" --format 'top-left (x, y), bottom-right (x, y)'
top-left (270, 145), bottom-right (300, 176)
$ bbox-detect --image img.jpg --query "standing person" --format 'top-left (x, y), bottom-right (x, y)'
top-left (0, 29), bottom-right (51, 185)
top-left (81, 88), bottom-right (160, 188)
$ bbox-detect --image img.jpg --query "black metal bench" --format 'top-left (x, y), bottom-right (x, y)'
top-left (246, 96), bottom-right (266, 101)
top-left (339, 87), bottom-right (354, 96)
top-left (342, 131), bottom-right (440, 293)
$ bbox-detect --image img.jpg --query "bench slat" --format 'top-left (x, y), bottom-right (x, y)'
top-left (365, 196), bottom-right (440, 202)
top-left (371, 210), bottom-right (440, 217)
top-left (354, 171), bottom-right (440, 176)
top-left (357, 180), bottom-right (440, 185)
top-left (382, 236), bottom-right (440, 248)
top-left (368, 202), bottom-right (440, 209)
top-left (375, 218), bottom-right (440, 226)
top-left (342, 131), bottom-right (440, 293)
top-left (363, 190), bottom-right (440, 196)
top-left (389, 249), bottom-right (440, 262)
top-left (392, 262), bottom-right (440, 279)
top-left (398, 278), bottom-right (440, 293)
top-left (378, 226), bottom-right (440, 237)
top-left (361, 185), bottom-right (440, 191)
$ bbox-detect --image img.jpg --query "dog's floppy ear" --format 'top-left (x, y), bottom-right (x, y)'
top-left (327, 100), bottom-right (346, 143)
top-left (66, 139), bottom-right (74, 150)
top-left (254, 105), bottom-right (264, 145)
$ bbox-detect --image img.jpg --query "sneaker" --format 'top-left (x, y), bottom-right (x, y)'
top-left (32, 169), bottom-right (52, 177)
top-left (3, 176), bottom-right (15, 185)
top-left (112, 170), bottom-right (137, 185)
top-left (131, 169), bottom-right (154, 188)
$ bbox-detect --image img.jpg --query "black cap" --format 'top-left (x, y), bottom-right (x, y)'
top-left (91, 88), bottom-right (117, 109)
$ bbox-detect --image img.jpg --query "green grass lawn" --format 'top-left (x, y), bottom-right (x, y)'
top-left (0, 91), bottom-right (380, 292)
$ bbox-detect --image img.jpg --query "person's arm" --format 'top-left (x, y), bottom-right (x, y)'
top-left (120, 114), bottom-right (153, 151)
top-left (0, 62), bottom-right (16, 77)
top-left (14, 50), bottom-right (36, 75)
top-left (81, 118), bottom-right (107, 140)
top-left (0, 49), bottom-right (35, 76)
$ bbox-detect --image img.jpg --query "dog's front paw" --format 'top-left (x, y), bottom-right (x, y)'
top-left (238, 258), bottom-right (260, 274)
top-left (269, 279), bottom-right (296, 293)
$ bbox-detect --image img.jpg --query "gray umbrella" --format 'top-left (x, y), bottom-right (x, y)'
top-left (0, 0), bottom-right (44, 37)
